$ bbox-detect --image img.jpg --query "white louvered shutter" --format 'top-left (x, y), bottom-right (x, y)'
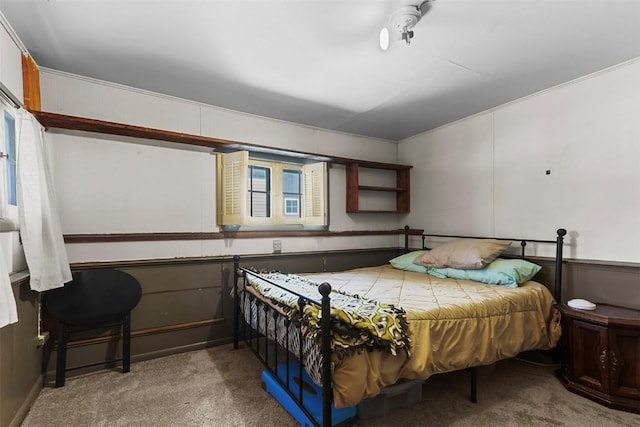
top-left (302, 162), bottom-right (327, 226)
top-left (218, 151), bottom-right (248, 225)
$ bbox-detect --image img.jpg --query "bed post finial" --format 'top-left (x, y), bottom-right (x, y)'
top-left (318, 282), bottom-right (331, 297)
top-left (404, 225), bottom-right (410, 250)
top-left (318, 282), bottom-right (333, 427)
top-left (554, 229), bottom-right (567, 303)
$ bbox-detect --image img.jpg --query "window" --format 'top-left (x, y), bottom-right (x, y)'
top-left (0, 100), bottom-right (17, 220)
top-left (217, 151), bottom-right (327, 227)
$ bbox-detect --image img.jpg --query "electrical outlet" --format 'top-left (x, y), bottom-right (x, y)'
top-left (273, 240), bottom-right (282, 254)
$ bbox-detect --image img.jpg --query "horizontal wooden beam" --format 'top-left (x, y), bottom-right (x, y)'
top-left (68, 246), bottom-right (407, 270)
top-left (65, 232), bottom-right (223, 243)
top-left (63, 228), bottom-right (421, 243)
top-left (61, 318), bottom-right (225, 349)
top-left (31, 110), bottom-right (412, 170)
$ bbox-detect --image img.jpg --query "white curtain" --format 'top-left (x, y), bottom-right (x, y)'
top-left (0, 243), bottom-right (18, 328)
top-left (16, 110), bottom-right (71, 292)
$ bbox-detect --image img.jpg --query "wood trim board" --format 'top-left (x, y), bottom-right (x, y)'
top-left (63, 228), bottom-right (423, 243)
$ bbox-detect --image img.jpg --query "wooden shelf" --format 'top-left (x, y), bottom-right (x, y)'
top-left (348, 210), bottom-right (408, 214)
top-left (346, 163), bottom-right (411, 213)
top-left (30, 110), bottom-right (412, 170)
top-left (358, 186), bottom-right (405, 192)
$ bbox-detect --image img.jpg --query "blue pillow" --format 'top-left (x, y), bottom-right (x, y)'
top-left (389, 251), bottom-right (431, 273)
top-left (424, 258), bottom-right (542, 287)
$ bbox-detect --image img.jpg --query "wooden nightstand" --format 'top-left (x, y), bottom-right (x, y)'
top-left (556, 303), bottom-right (640, 413)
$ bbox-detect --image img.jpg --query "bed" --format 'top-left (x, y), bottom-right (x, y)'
top-left (233, 227), bottom-right (567, 426)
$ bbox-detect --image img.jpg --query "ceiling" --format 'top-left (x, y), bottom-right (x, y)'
top-left (1, 0), bottom-right (639, 141)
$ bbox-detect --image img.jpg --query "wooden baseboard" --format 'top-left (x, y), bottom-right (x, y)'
top-left (8, 375), bottom-right (42, 427)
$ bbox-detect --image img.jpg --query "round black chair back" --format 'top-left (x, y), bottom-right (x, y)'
top-left (45, 269), bottom-right (142, 326)
top-left (44, 269), bottom-right (142, 387)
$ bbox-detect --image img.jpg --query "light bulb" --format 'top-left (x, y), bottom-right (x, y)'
top-left (379, 27), bottom-right (390, 51)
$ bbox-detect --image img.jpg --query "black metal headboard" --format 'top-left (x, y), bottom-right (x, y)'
top-left (404, 226), bottom-right (567, 302)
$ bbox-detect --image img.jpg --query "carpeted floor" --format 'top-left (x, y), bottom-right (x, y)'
top-left (21, 344), bottom-right (639, 427)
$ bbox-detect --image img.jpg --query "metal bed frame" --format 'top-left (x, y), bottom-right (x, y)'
top-left (233, 226), bottom-right (567, 427)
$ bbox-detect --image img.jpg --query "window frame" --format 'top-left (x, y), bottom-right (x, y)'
top-left (282, 168), bottom-right (302, 219)
top-left (0, 99), bottom-right (18, 222)
top-left (245, 158), bottom-right (277, 226)
top-left (217, 151), bottom-right (327, 229)
top-left (247, 162), bottom-right (272, 220)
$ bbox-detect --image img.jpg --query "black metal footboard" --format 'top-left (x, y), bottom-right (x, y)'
top-left (233, 256), bottom-right (336, 427)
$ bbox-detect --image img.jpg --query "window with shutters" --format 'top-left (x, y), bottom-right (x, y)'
top-left (217, 151), bottom-right (327, 228)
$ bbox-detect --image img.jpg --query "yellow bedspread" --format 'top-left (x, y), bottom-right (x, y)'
top-left (303, 264), bottom-right (561, 408)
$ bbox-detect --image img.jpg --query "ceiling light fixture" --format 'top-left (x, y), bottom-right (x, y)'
top-left (379, 0), bottom-right (435, 51)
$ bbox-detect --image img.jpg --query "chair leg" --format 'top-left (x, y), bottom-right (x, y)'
top-left (122, 313), bottom-right (131, 373)
top-left (56, 322), bottom-right (68, 387)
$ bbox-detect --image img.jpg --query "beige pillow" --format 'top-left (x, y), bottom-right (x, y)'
top-left (413, 238), bottom-right (511, 269)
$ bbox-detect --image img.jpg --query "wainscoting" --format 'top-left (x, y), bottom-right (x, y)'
top-left (40, 248), bottom-right (403, 383)
top-left (0, 275), bottom-right (42, 427)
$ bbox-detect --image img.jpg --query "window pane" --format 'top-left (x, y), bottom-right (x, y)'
top-left (283, 169), bottom-right (300, 193)
top-left (284, 196), bottom-right (300, 216)
top-left (251, 167), bottom-right (268, 191)
top-left (4, 112), bottom-right (16, 206)
top-left (250, 193), bottom-right (269, 217)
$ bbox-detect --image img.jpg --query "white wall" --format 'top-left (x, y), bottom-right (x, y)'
top-left (40, 70), bottom-right (404, 263)
top-left (0, 18), bottom-right (23, 105)
top-left (400, 58), bottom-right (640, 263)
top-left (40, 69), bottom-right (399, 163)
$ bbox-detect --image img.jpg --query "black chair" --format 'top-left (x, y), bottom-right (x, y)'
top-left (44, 269), bottom-right (142, 387)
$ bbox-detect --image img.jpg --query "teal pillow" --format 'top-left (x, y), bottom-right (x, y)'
top-left (425, 258), bottom-right (542, 287)
top-left (389, 251), bottom-right (430, 273)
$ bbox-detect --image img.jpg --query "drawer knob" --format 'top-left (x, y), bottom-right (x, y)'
top-left (599, 350), bottom-right (607, 370)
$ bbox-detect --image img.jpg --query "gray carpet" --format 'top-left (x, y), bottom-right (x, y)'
top-left (22, 345), bottom-right (639, 427)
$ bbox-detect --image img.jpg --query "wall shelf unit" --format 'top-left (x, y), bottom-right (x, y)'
top-left (30, 111), bottom-right (413, 215)
top-left (346, 162), bottom-right (411, 213)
